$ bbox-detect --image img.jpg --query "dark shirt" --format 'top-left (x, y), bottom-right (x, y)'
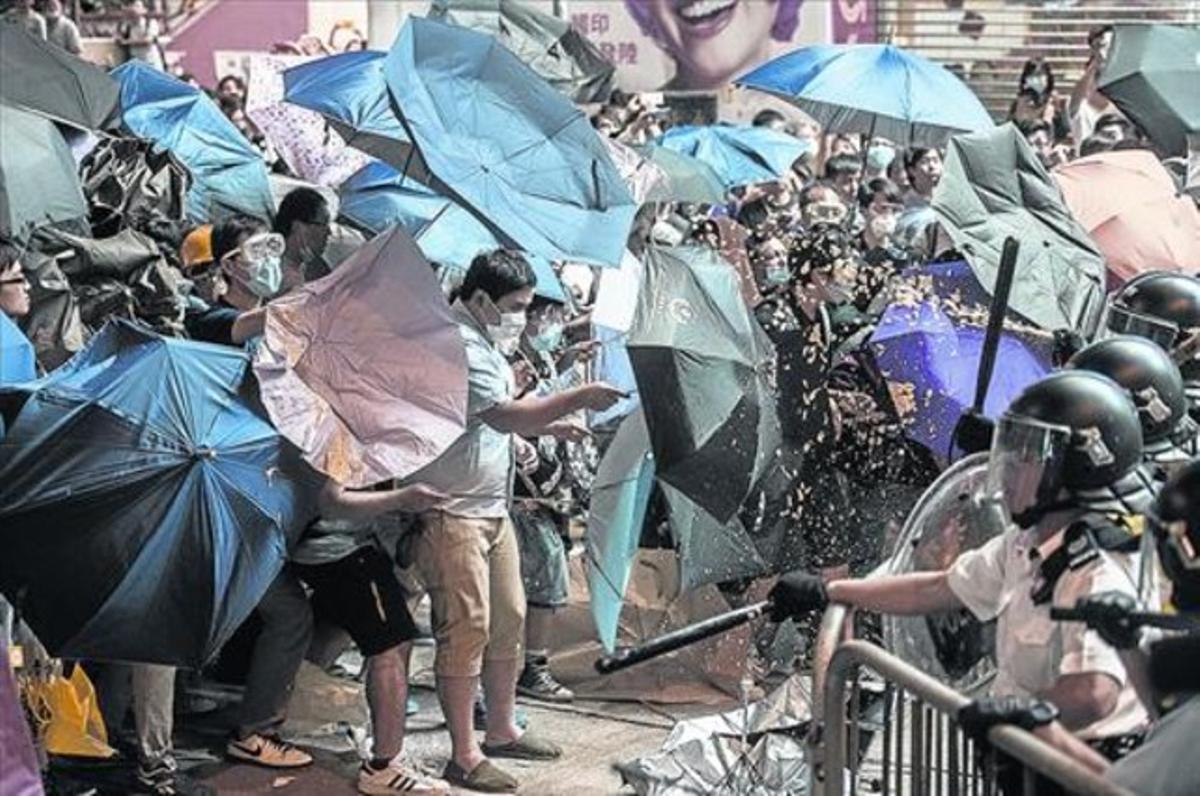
top-left (184, 303), bottom-right (239, 346)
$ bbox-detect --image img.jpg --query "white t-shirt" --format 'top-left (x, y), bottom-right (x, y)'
top-left (947, 526), bottom-right (1151, 739)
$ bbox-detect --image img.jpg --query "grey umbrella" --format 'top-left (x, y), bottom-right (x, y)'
top-left (931, 123), bottom-right (1106, 332)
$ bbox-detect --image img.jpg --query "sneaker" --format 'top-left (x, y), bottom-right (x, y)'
top-left (136, 758), bottom-right (214, 796)
top-left (358, 759), bottom-right (450, 794)
top-left (226, 733), bottom-right (313, 768)
top-left (517, 659), bottom-right (574, 703)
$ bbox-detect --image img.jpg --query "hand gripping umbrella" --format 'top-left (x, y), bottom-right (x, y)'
top-left (0, 320), bottom-right (317, 666)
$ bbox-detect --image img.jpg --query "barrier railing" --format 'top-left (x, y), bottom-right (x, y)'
top-left (807, 607), bottom-right (1135, 796)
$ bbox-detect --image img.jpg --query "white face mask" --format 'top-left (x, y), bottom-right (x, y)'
top-left (868, 214), bottom-right (898, 243)
top-left (478, 295), bottom-right (526, 355)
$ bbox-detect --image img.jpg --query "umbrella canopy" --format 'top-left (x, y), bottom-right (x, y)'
top-left (870, 261), bottom-right (1053, 462)
top-left (244, 53), bottom-right (371, 187)
top-left (427, 0), bottom-right (615, 103)
top-left (0, 24), bottom-right (121, 132)
top-left (601, 137), bottom-right (667, 205)
top-left (636, 144), bottom-right (727, 204)
top-left (656, 125), bottom-right (809, 190)
top-left (627, 245), bottom-right (781, 524)
top-left (931, 123), bottom-right (1106, 332)
top-left (587, 407), bottom-right (657, 653)
top-left (337, 161), bottom-right (566, 302)
top-left (660, 480), bottom-right (769, 590)
top-left (1098, 25), bottom-right (1200, 158)
top-left (113, 61), bottom-right (274, 223)
top-left (384, 17), bottom-right (636, 267)
top-left (254, 226), bottom-right (470, 488)
top-left (1055, 150), bottom-right (1200, 287)
top-left (0, 312), bottom-right (37, 386)
top-left (591, 249), bottom-right (644, 427)
top-left (281, 50), bottom-right (431, 181)
top-left (0, 104), bottom-right (89, 242)
top-left (738, 43), bottom-right (993, 147)
top-left (0, 320), bottom-right (315, 666)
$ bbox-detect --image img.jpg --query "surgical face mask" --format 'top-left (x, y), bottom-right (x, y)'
top-left (479, 295), bottom-right (526, 355)
top-left (764, 264), bottom-right (791, 287)
top-left (868, 213), bottom-right (898, 242)
top-left (530, 322), bottom-right (564, 353)
top-left (245, 255), bottom-right (282, 298)
top-left (866, 144), bottom-right (895, 172)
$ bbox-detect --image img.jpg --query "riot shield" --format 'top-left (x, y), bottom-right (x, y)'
top-left (881, 452), bottom-right (1005, 694)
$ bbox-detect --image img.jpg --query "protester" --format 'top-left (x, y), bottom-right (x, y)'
top-left (797, 181), bottom-right (847, 231)
top-left (0, 241), bottom-right (31, 320)
top-left (3, 0), bottom-right (46, 39)
top-left (824, 154), bottom-right (864, 211)
top-left (39, 0), bottom-right (79, 54)
top-left (118, 0), bottom-right (165, 71)
top-left (274, 187), bottom-right (333, 290)
top-left (405, 250), bottom-right (622, 793)
top-left (1069, 25), bottom-right (1119, 149)
top-left (1009, 57), bottom-right (1069, 143)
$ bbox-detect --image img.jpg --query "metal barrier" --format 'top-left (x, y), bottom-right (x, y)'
top-left (808, 607), bottom-right (1135, 796)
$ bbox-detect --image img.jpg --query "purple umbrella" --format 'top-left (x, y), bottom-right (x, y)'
top-left (870, 260), bottom-right (1053, 463)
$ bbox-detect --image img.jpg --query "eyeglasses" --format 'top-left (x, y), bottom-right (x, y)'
top-left (0, 276), bottom-right (29, 286)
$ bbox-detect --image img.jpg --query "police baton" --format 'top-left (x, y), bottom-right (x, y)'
top-left (1049, 606), bottom-right (1200, 632)
top-left (594, 601), bottom-right (771, 675)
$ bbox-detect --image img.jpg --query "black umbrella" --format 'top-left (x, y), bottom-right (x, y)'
top-left (1098, 25), bottom-right (1200, 158)
top-left (626, 245), bottom-right (781, 524)
top-left (0, 24), bottom-right (121, 132)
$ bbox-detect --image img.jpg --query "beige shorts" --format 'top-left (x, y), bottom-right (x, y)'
top-left (413, 512), bottom-right (526, 677)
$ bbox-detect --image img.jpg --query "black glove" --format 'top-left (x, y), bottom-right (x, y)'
top-left (1076, 591), bottom-right (1141, 650)
top-left (951, 410), bottom-right (995, 455)
top-left (768, 571), bottom-right (829, 622)
top-left (957, 696), bottom-right (1059, 741)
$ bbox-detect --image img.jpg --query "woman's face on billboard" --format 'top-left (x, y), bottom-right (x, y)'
top-left (648, 0), bottom-right (779, 89)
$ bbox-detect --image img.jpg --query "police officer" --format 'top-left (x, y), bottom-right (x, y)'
top-left (1067, 335), bottom-right (1200, 466)
top-left (771, 371), bottom-right (1157, 757)
top-left (1106, 272), bottom-right (1200, 420)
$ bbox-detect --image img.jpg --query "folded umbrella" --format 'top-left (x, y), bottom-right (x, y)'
top-left (113, 61), bottom-right (274, 223)
top-left (0, 104), bottom-right (89, 242)
top-left (0, 24), bottom-right (121, 132)
top-left (427, 0), bottom-right (615, 103)
top-left (656, 124), bottom-right (810, 190)
top-left (636, 144), bottom-right (727, 204)
top-left (1098, 25), bottom-right (1200, 158)
top-left (869, 260), bottom-right (1053, 463)
top-left (1055, 149), bottom-right (1200, 288)
top-left (337, 161), bottom-right (566, 302)
top-left (254, 226), bottom-right (470, 487)
top-left (627, 245), bottom-right (781, 524)
top-left (587, 407), bottom-right (657, 653)
top-left (244, 53), bottom-right (371, 187)
top-left (0, 320), bottom-right (316, 666)
top-left (931, 123), bottom-right (1106, 332)
top-left (384, 17), bottom-right (636, 267)
top-left (738, 43), bottom-right (993, 147)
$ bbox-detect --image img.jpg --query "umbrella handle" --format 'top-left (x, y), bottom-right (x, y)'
top-left (594, 601), bottom-right (771, 675)
top-left (972, 236), bottom-right (1020, 413)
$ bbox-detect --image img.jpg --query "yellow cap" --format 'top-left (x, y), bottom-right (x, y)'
top-left (180, 225), bottom-right (213, 271)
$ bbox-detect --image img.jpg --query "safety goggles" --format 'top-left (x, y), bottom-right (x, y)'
top-left (224, 232), bottom-right (285, 265)
top-left (806, 202), bottom-right (847, 224)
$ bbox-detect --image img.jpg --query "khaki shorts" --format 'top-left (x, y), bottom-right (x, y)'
top-left (413, 512), bottom-right (526, 677)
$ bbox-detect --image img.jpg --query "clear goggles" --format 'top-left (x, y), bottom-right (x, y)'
top-left (985, 414), bottom-right (1072, 520)
top-left (807, 202), bottom-right (847, 224)
top-left (225, 232), bottom-right (285, 265)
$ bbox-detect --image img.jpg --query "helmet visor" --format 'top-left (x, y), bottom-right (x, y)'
top-left (1106, 304), bottom-right (1179, 350)
top-left (986, 415), bottom-right (1072, 523)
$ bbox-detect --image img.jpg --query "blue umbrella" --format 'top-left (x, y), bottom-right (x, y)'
top-left (339, 161), bottom-right (566, 302)
top-left (384, 17), bottom-right (635, 267)
top-left (738, 44), bottom-right (994, 147)
top-left (113, 61), bottom-right (274, 223)
top-left (281, 50), bottom-right (430, 180)
top-left (655, 124), bottom-right (811, 190)
top-left (587, 407), bottom-right (656, 653)
top-left (0, 320), bottom-right (316, 665)
top-left (869, 260), bottom-right (1052, 463)
top-left (1, 310), bottom-right (37, 386)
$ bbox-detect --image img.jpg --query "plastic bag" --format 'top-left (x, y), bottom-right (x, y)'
top-left (21, 663), bottom-right (115, 759)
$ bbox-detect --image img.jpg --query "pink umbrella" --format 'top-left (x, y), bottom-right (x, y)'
top-left (1055, 150), bottom-right (1200, 288)
top-left (254, 226), bottom-right (468, 487)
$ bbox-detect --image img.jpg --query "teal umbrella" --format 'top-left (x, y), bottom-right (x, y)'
top-left (0, 24), bottom-right (121, 132)
top-left (1098, 25), bottom-right (1200, 158)
top-left (427, 0), bottom-right (614, 103)
top-left (383, 18), bottom-right (635, 267)
top-left (637, 145), bottom-right (727, 204)
top-left (0, 104), bottom-right (88, 242)
top-left (587, 408), bottom-right (656, 653)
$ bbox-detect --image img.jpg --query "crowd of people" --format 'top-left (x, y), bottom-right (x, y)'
top-left (2, 7), bottom-right (1199, 796)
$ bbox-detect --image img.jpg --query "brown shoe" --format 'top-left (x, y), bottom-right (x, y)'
top-left (442, 760), bottom-right (518, 793)
top-left (226, 733), bottom-right (313, 768)
top-left (481, 731), bottom-right (563, 761)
